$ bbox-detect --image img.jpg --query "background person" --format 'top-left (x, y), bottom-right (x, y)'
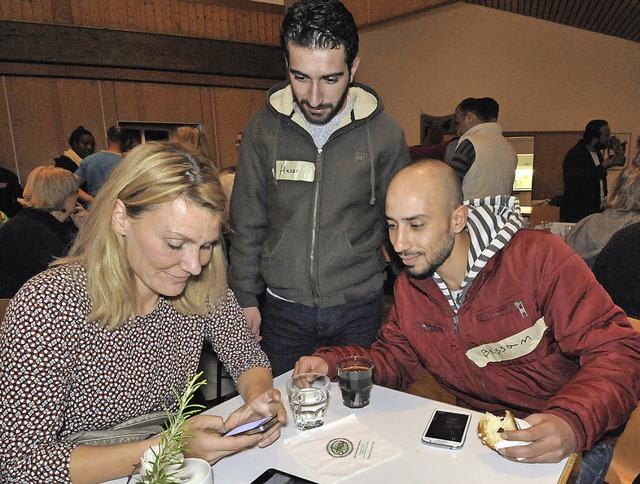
top-left (449, 97), bottom-right (517, 199)
top-left (593, 221), bottom-right (640, 319)
top-left (0, 166), bottom-right (23, 218)
top-left (171, 125), bottom-right (211, 160)
top-left (75, 125), bottom-right (127, 202)
top-left (296, 160), bottom-right (640, 483)
top-left (566, 164), bottom-right (640, 267)
top-left (228, 0), bottom-right (410, 376)
top-left (54, 125), bottom-right (95, 173)
top-left (0, 166), bottom-right (85, 298)
top-left (560, 119), bottom-right (625, 223)
top-left (0, 142), bottom-right (285, 483)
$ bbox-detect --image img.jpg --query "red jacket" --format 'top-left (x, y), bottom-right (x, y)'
top-left (315, 229), bottom-right (640, 451)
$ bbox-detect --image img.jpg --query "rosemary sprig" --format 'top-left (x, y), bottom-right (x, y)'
top-left (140, 371), bottom-right (207, 483)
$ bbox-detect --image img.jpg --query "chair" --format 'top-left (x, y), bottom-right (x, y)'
top-left (0, 298), bottom-right (11, 321)
top-left (529, 205), bottom-right (560, 228)
top-left (604, 316), bottom-right (640, 484)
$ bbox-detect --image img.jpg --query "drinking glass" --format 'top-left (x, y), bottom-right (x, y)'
top-left (286, 373), bottom-right (331, 430)
top-left (336, 356), bottom-right (374, 408)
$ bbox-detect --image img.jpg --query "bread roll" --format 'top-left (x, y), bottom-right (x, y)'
top-left (477, 410), bottom-right (517, 451)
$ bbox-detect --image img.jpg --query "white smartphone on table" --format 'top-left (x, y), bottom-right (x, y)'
top-left (421, 408), bottom-right (471, 449)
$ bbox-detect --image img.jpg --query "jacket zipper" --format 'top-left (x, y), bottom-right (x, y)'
top-left (309, 148), bottom-right (323, 303)
top-left (453, 314), bottom-right (459, 334)
top-left (514, 301), bottom-right (528, 318)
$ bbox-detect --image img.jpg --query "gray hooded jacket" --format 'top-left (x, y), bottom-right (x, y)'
top-left (229, 81), bottom-right (410, 308)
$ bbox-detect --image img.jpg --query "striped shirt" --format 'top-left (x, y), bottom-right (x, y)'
top-left (433, 195), bottom-right (523, 312)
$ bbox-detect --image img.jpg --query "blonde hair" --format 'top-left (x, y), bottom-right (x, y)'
top-left (23, 166), bottom-right (78, 211)
top-left (57, 142), bottom-right (227, 329)
top-left (604, 165), bottom-right (640, 212)
top-left (172, 126), bottom-right (211, 161)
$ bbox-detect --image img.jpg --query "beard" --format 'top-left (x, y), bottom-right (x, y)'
top-left (294, 84), bottom-right (350, 125)
top-left (405, 230), bottom-right (455, 280)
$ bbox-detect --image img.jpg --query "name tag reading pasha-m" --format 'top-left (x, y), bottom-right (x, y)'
top-left (274, 160), bottom-right (316, 182)
top-left (466, 318), bottom-right (548, 368)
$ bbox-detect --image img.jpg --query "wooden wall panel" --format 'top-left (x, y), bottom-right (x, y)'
top-left (0, 79), bottom-right (18, 175)
top-left (0, 0), bottom-right (283, 45)
top-left (531, 132), bottom-right (583, 201)
top-left (3, 77), bottom-right (105, 181)
top-left (211, 87), bottom-right (267, 169)
top-left (113, 82), bottom-right (203, 124)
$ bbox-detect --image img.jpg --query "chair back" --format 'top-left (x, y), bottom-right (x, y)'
top-left (0, 298), bottom-right (10, 321)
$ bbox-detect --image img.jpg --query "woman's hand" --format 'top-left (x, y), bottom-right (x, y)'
top-left (183, 414), bottom-right (264, 464)
top-left (224, 389), bottom-right (287, 448)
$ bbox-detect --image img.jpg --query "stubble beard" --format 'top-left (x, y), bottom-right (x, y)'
top-left (295, 84), bottom-right (350, 125)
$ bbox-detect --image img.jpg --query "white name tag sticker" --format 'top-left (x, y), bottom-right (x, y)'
top-left (466, 317), bottom-right (548, 368)
top-left (273, 160), bottom-right (315, 182)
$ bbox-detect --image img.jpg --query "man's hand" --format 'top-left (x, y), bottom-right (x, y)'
top-left (499, 413), bottom-right (578, 463)
top-left (293, 356), bottom-right (329, 376)
top-left (243, 306), bottom-right (262, 342)
top-left (224, 388), bottom-right (286, 448)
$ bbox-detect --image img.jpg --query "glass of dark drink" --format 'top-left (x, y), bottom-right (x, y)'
top-left (336, 356), bottom-right (374, 408)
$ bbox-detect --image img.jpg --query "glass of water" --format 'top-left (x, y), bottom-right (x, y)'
top-left (286, 373), bottom-right (331, 430)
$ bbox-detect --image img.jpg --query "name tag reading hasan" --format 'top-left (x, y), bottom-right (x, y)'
top-left (273, 160), bottom-right (315, 182)
top-left (466, 318), bottom-right (548, 368)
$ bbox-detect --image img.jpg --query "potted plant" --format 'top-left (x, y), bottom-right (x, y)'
top-left (134, 372), bottom-right (212, 484)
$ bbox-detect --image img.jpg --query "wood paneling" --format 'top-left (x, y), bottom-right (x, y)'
top-left (1, 75), bottom-right (268, 178)
top-left (0, 21), bottom-right (284, 82)
top-left (113, 82), bottom-right (203, 123)
top-left (506, 131), bottom-right (583, 201)
top-left (210, 87), bottom-right (267, 169)
top-left (0, 0), bottom-right (283, 45)
top-left (3, 77), bottom-right (106, 181)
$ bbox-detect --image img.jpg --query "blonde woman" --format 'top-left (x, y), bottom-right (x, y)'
top-left (566, 164), bottom-right (640, 268)
top-left (0, 142), bottom-right (284, 483)
top-left (171, 125), bottom-right (211, 160)
top-left (0, 166), bottom-right (85, 298)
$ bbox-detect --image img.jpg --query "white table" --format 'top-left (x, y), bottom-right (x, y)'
top-left (203, 372), bottom-right (571, 484)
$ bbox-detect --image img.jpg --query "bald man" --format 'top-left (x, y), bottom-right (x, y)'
top-left (295, 160), bottom-right (640, 482)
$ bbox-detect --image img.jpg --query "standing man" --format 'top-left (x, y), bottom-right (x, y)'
top-left (561, 119), bottom-right (623, 223)
top-left (296, 160), bottom-right (640, 482)
top-left (450, 97), bottom-right (517, 200)
top-left (75, 125), bottom-right (125, 203)
top-left (229, 0), bottom-right (410, 375)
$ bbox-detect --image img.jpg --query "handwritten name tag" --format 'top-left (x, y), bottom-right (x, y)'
top-left (465, 318), bottom-right (548, 368)
top-left (273, 160), bottom-right (315, 182)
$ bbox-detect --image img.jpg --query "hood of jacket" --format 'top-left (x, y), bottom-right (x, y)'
top-left (433, 195), bottom-right (524, 311)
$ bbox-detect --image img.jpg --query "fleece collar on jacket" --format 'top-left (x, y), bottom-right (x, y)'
top-left (433, 195), bottom-right (524, 312)
top-left (268, 81), bottom-right (380, 133)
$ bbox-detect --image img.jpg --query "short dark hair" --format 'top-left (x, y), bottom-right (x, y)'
top-left (68, 126), bottom-right (94, 147)
top-left (582, 119), bottom-right (608, 143)
top-left (106, 125), bottom-right (126, 144)
top-left (280, 0), bottom-right (359, 69)
top-left (457, 97), bottom-right (500, 122)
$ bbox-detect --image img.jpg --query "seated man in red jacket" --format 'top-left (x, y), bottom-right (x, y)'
top-left (295, 160), bottom-right (640, 484)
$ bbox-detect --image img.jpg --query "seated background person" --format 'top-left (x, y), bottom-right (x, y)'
top-left (566, 164), bottom-right (640, 267)
top-left (593, 221), bottom-right (640, 319)
top-left (0, 142), bottom-right (285, 482)
top-left (0, 166), bottom-right (85, 298)
top-left (296, 160), bottom-right (640, 483)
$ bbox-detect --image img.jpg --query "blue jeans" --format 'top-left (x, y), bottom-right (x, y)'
top-left (260, 290), bottom-right (384, 376)
top-left (575, 442), bottom-right (614, 484)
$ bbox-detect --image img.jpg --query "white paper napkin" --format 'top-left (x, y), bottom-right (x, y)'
top-left (492, 417), bottom-right (532, 450)
top-left (284, 414), bottom-right (401, 483)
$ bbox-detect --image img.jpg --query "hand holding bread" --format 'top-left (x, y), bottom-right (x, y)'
top-left (479, 412), bottom-right (577, 463)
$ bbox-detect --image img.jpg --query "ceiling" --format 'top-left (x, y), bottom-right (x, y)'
top-left (464, 0), bottom-right (640, 43)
